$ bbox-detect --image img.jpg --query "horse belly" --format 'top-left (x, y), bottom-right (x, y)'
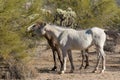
top-left (71, 37), bottom-right (92, 50)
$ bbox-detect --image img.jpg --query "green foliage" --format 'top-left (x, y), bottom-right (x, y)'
top-left (0, 0), bottom-right (119, 59)
top-left (0, 0), bottom-right (119, 62)
top-left (0, 1), bottom-right (44, 78)
top-left (78, 0), bottom-right (119, 28)
top-left (0, 0), bottom-right (119, 78)
top-left (0, 25), bottom-right (27, 59)
top-left (44, 0), bottom-right (120, 29)
top-left (0, 0), bottom-right (43, 60)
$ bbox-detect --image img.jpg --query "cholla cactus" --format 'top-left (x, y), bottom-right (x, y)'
top-left (65, 7), bottom-right (76, 28)
top-left (56, 8), bottom-right (63, 14)
top-left (53, 7), bottom-right (76, 28)
top-left (67, 7), bottom-right (76, 18)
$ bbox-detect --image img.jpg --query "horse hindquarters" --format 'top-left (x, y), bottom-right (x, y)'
top-left (91, 28), bottom-right (106, 73)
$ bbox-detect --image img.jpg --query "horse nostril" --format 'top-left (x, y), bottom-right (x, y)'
top-left (31, 33), bottom-right (35, 37)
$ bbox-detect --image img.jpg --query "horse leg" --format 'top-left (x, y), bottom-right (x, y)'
top-left (93, 48), bottom-right (101, 73)
top-left (79, 50), bottom-right (85, 70)
top-left (51, 49), bottom-right (57, 71)
top-left (100, 48), bottom-right (106, 73)
top-left (60, 49), bottom-right (67, 74)
top-left (68, 50), bottom-right (74, 73)
top-left (56, 48), bottom-right (63, 71)
top-left (84, 49), bottom-right (89, 69)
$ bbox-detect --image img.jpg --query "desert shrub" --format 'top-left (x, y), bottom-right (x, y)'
top-left (0, 0), bottom-right (44, 79)
top-left (0, 0), bottom-right (120, 79)
top-left (44, 0), bottom-right (120, 29)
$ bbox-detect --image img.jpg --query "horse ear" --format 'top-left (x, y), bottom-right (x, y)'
top-left (36, 21), bottom-right (46, 27)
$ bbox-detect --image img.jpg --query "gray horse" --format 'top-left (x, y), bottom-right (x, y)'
top-left (27, 22), bottom-right (106, 74)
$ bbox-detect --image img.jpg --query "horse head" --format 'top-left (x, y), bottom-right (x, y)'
top-left (27, 21), bottom-right (46, 37)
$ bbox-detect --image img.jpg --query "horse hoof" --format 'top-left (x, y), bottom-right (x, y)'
top-left (59, 71), bottom-right (65, 74)
top-left (69, 70), bottom-right (74, 73)
top-left (84, 64), bottom-right (89, 69)
top-left (100, 70), bottom-right (105, 73)
top-left (84, 66), bottom-right (87, 69)
top-left (51, 66), bottom-right (57, 71)
top-left (51, 69), bottom-right (56, 71)
top-left (92, 70), bottom-right (98, 73)
top-left (84, 66), bottom-right (89, 69)
top-left (79, 67), bottom-right (83, 70)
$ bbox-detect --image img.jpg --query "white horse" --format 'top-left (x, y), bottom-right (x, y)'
top-left (27, 22), bottom-right (89, 70)
top-left (27, 22), bottom-right (106, 74)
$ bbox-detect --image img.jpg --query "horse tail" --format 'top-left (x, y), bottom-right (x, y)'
top-left (104, 30), bottom-right (119, 39)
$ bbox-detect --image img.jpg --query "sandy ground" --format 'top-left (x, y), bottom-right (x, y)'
top-left (30, 40), bottom-right (120, 80)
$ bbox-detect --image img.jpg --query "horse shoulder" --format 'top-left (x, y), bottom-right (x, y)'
top-left (58, 30), bottom-right (70, 47)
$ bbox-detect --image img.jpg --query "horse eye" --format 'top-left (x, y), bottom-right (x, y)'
top-left (33, 25), bottom-right (36, 27)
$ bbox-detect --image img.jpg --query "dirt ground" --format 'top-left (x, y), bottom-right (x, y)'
top-left (30, 40), bottom-right (120, 80)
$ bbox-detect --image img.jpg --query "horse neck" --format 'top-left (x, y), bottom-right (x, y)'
top-left (46, 24), bottom-right (65, 38)
top-left (44, 33), bottom-right (51, 40)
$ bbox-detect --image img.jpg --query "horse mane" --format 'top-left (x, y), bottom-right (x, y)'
top-left (36, 21), bottom-right (43, 25)
top-left (36, 21), bottom-right (46, 27)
